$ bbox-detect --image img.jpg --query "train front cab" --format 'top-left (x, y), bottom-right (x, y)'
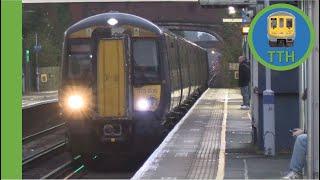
top-left (268, 11), bottom-right (295, 47)
top-left (59, 14), bottom-right (167, 156)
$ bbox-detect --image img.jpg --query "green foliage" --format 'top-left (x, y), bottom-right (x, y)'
top-left (23, 4), bottom-right (71, 67)
top-left (218, 22), bottom-right (243, 87)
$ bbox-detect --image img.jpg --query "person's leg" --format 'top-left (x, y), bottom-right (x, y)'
top-left (240, 86), bottom-right (245, 106)
top-left (289, 134), bottom-right (308, 173)
top-left (248, 85), bottom-right (251, 105)
top-left (244, 86), bottom-right (250, 106)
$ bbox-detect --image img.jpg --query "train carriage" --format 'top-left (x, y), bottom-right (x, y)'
top-left (59, 12), bottom-right (208, 157)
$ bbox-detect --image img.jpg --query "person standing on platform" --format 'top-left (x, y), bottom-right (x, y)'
top-left (238, 55), bottom-right (250, 110)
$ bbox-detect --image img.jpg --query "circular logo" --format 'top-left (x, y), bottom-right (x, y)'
top-left (248, 4), bottom-right (315, 71)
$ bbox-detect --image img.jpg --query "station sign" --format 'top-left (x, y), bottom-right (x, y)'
top-left (229, 63), bottom-right (239, 71)
top-left (222, 18), bottom-right (243, 23)
top-left (33, 44), bottom-right (42, 52)
top-left (242, 26), bottom-right (250, 35)
top-left (248, 3), bottom-right (315, 71)
top-left (40, 74), bottom-right (48, 83)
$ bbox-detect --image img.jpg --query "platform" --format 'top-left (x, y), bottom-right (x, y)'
top-left (22, 91), bottom-right (58, 109)
top-left (132, 88), bottom-right (290, 179)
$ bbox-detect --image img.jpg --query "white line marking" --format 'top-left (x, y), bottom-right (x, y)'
top-left (131, 89), bottom-right (209, 180)
top-left (243, 159), bottom-right (248, 179)
top-left (216, 90), bottom-right (228, 180)
top-left (183, 140), bottom-right (194, 143)
top-left (160, 177), bottom-right (177, 180)
top-left (22, 98), bottom-right (58, 109)
top-left (174, 152), bottom-right (188, 157)
top-left (247, 112), bottom-right (252, 120)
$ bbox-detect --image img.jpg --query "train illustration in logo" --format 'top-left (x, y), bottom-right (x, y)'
top-left (267, 11), bottom-right (295, 47)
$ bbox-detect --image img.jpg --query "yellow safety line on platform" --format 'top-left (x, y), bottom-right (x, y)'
top-left (216, 89), bottom-right (229, 180)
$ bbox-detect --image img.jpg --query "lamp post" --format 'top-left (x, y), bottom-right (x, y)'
top-left (34, 33), bottom-right (41, 92)
top-left (262, 0), bottom-right (276, 156)
top-left (228, 6), bottom-right (236, 15)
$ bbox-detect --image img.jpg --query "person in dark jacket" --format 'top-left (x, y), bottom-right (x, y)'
top-left (238, 56), bottom-right (250, 109)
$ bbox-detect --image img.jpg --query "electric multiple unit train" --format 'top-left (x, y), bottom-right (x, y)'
top-left (268, 11), bottom-right (296, 47)
top-left (59, 12), bottom-right (208, 157)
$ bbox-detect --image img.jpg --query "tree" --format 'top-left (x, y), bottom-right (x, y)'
top-left (23, 4), bottom-right (71, 67)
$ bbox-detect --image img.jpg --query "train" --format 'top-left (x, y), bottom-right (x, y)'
top-left (58, 12), bottom-right (208, 158)
top-left (267, 11), bottom-right (295, 47)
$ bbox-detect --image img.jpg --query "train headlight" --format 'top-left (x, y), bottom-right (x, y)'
top-left (134, 85), bottom-right (161, 111)
top-left (136, 98), bottom-right (151, 111)
top-left (67, 95), bottom-right (85, 110)
top-left (107, 18), bottom-right (118, 26)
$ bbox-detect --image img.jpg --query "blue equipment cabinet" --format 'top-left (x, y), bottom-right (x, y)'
top-left (255, 64), bottom-right (300, 153)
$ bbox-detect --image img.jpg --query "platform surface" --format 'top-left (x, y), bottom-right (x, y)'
top-left (22, 91), bottom-right (58, 109)
top-left (132, 88), bottom-right (290, 179)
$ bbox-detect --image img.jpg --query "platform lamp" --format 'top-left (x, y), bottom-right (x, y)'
top-left (228, 6), bottom-right (236, 15)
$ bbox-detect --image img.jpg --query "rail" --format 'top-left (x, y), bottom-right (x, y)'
top-left (23, 123), bottom-right (65, 144)
top-left (23, 140), bottom-right (66, 170)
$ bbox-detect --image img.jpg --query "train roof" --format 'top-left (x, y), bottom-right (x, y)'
top-left (65, 12), bottom-right (206, 51)
top-left (65, 12), bottom-right (163, 36)
top-left (268, 11), bottom-right (294, 17)
top-left (160, 27), bottom-right (207, 51)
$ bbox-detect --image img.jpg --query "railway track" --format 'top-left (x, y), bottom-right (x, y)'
top-left (40, 154), bottom-right (137, 179)
top-left (23, 122), bottom-right (67, 170)
top-left (22, 118), bottom-right (135, 179)
top-left (23, 123), bottom-right (65, 144)
top-left (41, 155), bottom-right (87, 179)
top-left (22, 126), bottom-right (86, 179)
top-left (23, 140), bottom-right (66, 170)
top-left (22, 147), bottom-right (72, 178)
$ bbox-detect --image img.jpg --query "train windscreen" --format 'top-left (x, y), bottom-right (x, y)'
top-left (133, 39), bottom-right (159, 82)
top-left (279, 18), bottom-right (284, 28)
top-left (286, 19), bottom-right (293, 28)
top-left (67, 42), bottom-right (93, 81)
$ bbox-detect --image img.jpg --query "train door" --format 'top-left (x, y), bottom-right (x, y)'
top-left (97, 38), bottom-right (129, 117)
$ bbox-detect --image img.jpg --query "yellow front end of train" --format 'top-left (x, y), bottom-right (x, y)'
top-left (267, 12), bottom-right (295, 47)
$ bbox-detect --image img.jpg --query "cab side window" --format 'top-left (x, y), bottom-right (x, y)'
top-left (286, 18), bottom-right (293, 28)
top-left (271, 18), bottom-right (277, 29)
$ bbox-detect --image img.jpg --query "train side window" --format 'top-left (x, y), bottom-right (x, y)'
top-left (271, 18), bottom-right (277, 29)
top-left (286, 18), bottom-right (293, 28)
top-left (279, 18), bottom-right (284, 28)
